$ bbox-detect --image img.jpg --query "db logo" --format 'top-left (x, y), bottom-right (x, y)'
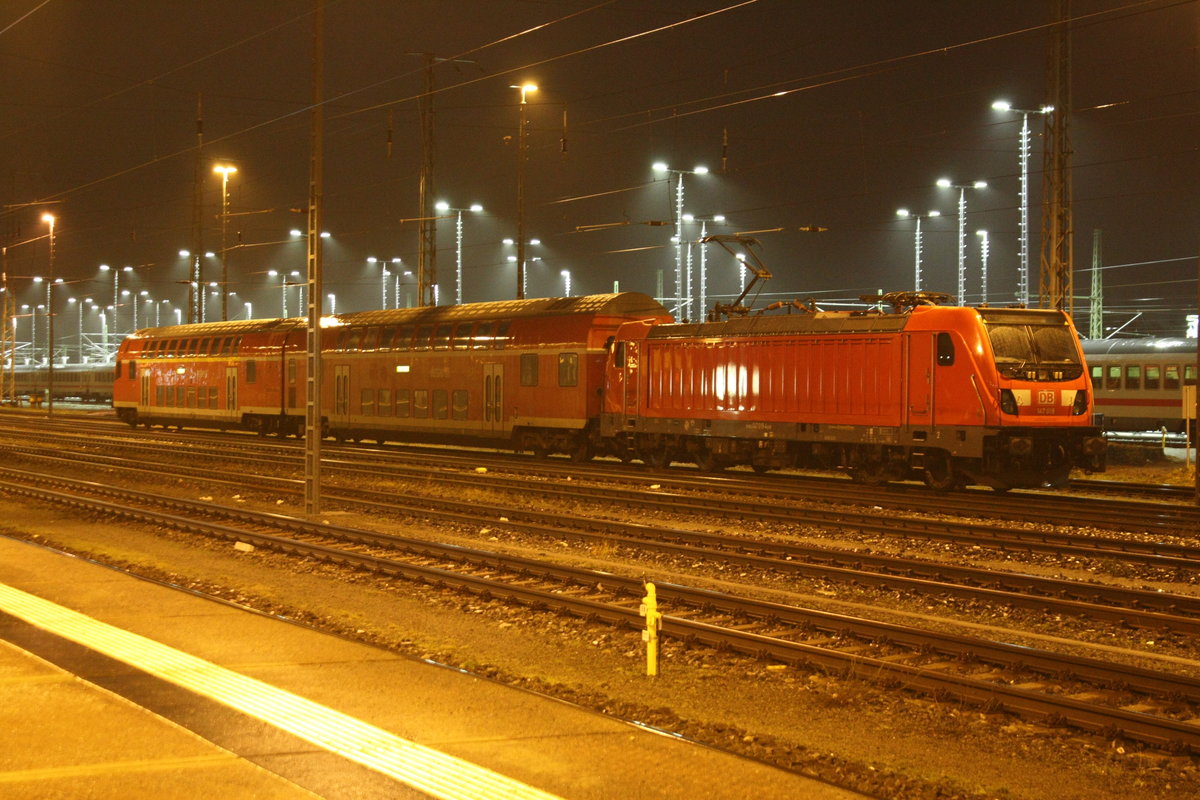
top-left (1038, 390), bottom-right (1055, 405)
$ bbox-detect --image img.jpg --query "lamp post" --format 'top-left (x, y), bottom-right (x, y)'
top-left (992, 100), bottom-right (1053, 306)
top-left (213, 163), bottom-right (238, 320)
top-left (435, 201), bottom-right (483, 304)
top-left (244, 301), bottom-right (252, 320)
top-left (504, 237), bottom-right (540, 298)
top-left (157, 299), bottom-right (169, 327)
top-left (976, 230), bottom-right (990, 305)
top-left (512, 82), bottom-right (537, 300)
top-left (40, 213), bottom-right (55, 412)
top-left (936, 178), bottom-right (987, 304)
top-left (268, 270), bottom-right (288, 316)
top-left (653, 162), bottom-right (709, 320)
top-left (326, 293), bottom-right (336, 315)
top-left (683, 213), bottom-right (725, 321)
top-left (896, 209), bottom-right (942, 292)
top-left (560, 269), bottom-right (571, 297)
top-left (366, 257), bottom-right (401, 310)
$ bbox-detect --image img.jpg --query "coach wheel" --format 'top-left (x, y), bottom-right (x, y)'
top-left (751, 463), bottom-right (771, 474)
top-left (642, 447), bottom-right (672, 470)
top-left (569, 440), bottom-right (593, 463)
top-left (922, 451), bottom-right (962, 492)
top-left (695, 450), bottom-right (724, 473)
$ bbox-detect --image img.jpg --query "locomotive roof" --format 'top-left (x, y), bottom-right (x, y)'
top-left (1081, 337), bottom-right (1198, 356)
top-left (646, 310), bottom-right (911, 339)
top-left (129, 292), bottom-right (668, 339)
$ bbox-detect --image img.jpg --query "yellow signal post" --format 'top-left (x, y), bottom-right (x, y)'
top-left (640, 582), bottom-right (662, 677)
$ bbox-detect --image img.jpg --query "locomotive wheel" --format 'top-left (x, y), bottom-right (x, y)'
top-left (853, 462), bottom-right (888, 485)
top-left (922, 452), bottom-right (962, 492)
top-left (643, 448), bottom-right (671, 470)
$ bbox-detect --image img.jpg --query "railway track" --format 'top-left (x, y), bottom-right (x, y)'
top-left (2, 417), bottom-right (1197, 539)
top-left (6, 441), bottom-right (1200, 642)
top-left (3, 465), bottom-right (1200, 755)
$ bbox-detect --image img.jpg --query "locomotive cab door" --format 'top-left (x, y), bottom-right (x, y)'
top-left (483, 363), bottom-right (504, 434)
top-left (905, 333), bottom-right (933, 428)
top-left (622, 341), bottom-right (640, 418)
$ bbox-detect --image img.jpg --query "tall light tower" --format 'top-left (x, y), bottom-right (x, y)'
top-left (992, 100), bottom-right (1053, 306)
top-left (976, 230), bottom-right (990, 305)
top-left (512, 82), bottom-right (537, 300)
top-left (683, 213), bottom-right (725, 321)
top-left (41, 213), bottom-right (55, 414)
top-left (213, 163), bottom-right (237, 321)
top-left (435, 201), bottom-right (483, 304)
top-left (653, 162), bottom-right (709, 320)
top-left (936, 178), bottom-right (986, 304)
top-left (896, 209), bottom-right (941, 292)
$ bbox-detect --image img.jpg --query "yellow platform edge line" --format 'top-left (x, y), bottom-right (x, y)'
top-left (0, 583), bottom-right (564, 800)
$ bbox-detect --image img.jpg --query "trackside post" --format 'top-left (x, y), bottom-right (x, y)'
top-left (640, 582), bottom-right (662, 677)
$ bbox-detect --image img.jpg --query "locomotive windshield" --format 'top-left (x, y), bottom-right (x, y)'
top-left (979, 310), bottom-right (1083, 381)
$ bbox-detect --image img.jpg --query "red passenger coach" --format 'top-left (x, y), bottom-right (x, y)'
top-left (601, 293), bottom-right (1106, 490)
top-left (113, 293), bottom-right (671, 457)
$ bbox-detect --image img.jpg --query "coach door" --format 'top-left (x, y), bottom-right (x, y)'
top-left (225, 367), bottom-right (238, 413)
top-left (333, 365), bottom-right (351, 424)
top-left (483, 364), bottom-right (504, 433)
top-left (905, 333), bottom-right (933, 428)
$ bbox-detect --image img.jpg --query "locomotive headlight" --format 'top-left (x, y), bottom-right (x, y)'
top-left (1000, 389), bottom-right (1019, 415)
top-left (1071, 389), bottom-right (1088, 416)
top-left (1008, 436), bottom-right (1033, 456)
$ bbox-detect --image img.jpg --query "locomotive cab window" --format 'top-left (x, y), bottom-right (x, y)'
top-left (936, 333), bottom-right (954, 366)
top-left (127, 361), bottom-right (137, 380)
top-left (520, 353), bottom-right (539, 386)
top-left (981, 310), bottom-right (1082, 381)
top-left (613, 340), bottom-right (626, 368)
top-left (558, 352), bottom-right (579, 386)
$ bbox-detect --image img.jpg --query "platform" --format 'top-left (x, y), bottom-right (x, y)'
top-left (0, 535), bottom-right (860, 799)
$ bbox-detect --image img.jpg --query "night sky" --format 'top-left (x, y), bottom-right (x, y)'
top-left (2, 0), bottom-right (1196, 337)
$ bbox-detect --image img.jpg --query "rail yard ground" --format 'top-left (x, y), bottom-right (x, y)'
top-left (0, 418), bottom-right (1198, 799)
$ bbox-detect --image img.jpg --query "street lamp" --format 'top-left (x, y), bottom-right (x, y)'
top-left (683, 213), bottom-right (725, 321)
top-left (653, 162), bottom-right (709, 321)
top-left (435, 201), bottom-right (483, 304)
top-left (213, 163), bottom-right (238, 320)
top-left (992, 100), bottom-right (1053, 306)
top-left (936, 178), bottom-right (987, 304)
top-left (511, 82), bottom-right (537, 299)
top-left (560, 269), bottom-right (571, 297)
top-left (896, 209), bottom-right (942, 292)
top-left (976, 230), bottom-right (990, 305)
top-left (40, 213), bottom-right (56, 412)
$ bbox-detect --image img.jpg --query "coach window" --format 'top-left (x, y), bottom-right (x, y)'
top-left (288, 360), bottom-right (296, 386)
top-left (452, 389), bottom-right (468, 420)
top-left (361, 328), bottom-right (380, 350)
top-left (1145, 365), bottom-right (1161, 390)
top-left (1105, 365), bottom-right (1122, 390)
top-left (1165, 365), bottom-right (1181, 390)
top-left (176, 386), bottom-right (186, 406)
top-left (432, 388), bottom-right (448, 419)
top-left (558, 352), bottom-right (579, 386)
top-left (394, 326), bottom-right (414, 350)
top-left (413, 389), bottom-right (429, 418)
top-left (936, 333), bottom-right (955, 366)
top-left (1124, 365), bottom-right (1141, 391)
top-left (156, 385), bottom-right (165, 406)
top-left (186, 387), bottom-right (197, 408)
top-left (396, 388), bottom-right (411, 417)
top-left (433, 324), bottom-right (453, 349)
top-left (1186, 365), bottom-right (1197, 386)
top-left (1089, 365), bottom-right (1102, 391)
top-left (520, 353), bottom-right (539, 386)
top-left (361, 388), bottom-right (375, 415)
top-left (346, 327), bottom-right (364, 351)
top-left (451, 323), bottom-right (473, 349)
top-left (377, 388), bottom-right (392, 415)
top-left (473, 322), bottom-right (493, 348)
top-left (208, 387), bottom-right (218, 408)
top-left (495, 321), bottom-right (511, 349)
top-left (378, 326), bottom-right (397, 350)
top-left (245, 360), bottom-right (257, 384)
top-left (414, 325), bottom-right (433, 349)
top-left (219, 337), bottom-right (232, 356)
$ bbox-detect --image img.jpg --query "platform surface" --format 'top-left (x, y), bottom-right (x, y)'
top-left (0, 535), bottom-right (861, 799)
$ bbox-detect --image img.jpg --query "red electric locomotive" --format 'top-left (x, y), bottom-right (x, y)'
top-left (112, 293), bottom-right (672, 455)
top-left (600, 290), bottom-right (1106, 490)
